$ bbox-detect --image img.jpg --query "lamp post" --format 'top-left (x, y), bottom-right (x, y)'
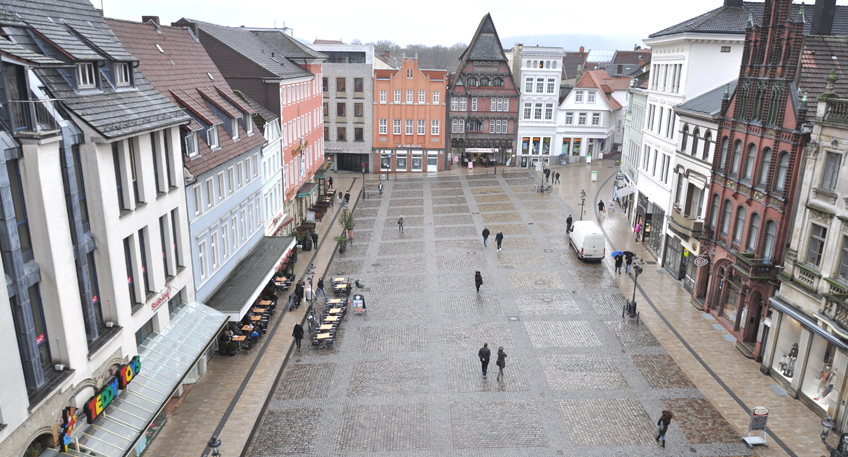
top-left (821, 416), bottom-right (848, 457)
top-left (622, 258), bottom-right (644, 323)
top-left (579, 190), bottom-right (587, 221)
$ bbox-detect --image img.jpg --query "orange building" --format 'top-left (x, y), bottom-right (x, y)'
top-left (373, 58), bottom-right (447, 173)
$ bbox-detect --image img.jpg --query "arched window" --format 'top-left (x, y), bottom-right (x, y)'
top-left (721, 199), bottom-right (733, 235)
top-left (493, 77), bottom-right (504, 87)
top-left (539, 60), bottom-right (544, 68)
top-left (703, 131), bottom-right (712, 160)
top-left (758, 148), bottom-right (772, 186)
top-left (747, 213), bottom-right (760, 252)
top-left (720, 136), bottom-right (730, 170)
top-left (552, 61), bottom-right (557, 69)
top-left (681, 125), bottom-right (689, 151)
top-left (744, 143), bottom-right (756, 181)
top-left (731, 140), bottom-right (742, 175)
top-left (691, 127), bottom-right (700, 155)
top-left (710, 194), bottom-right (720, 230)
top-left (775, 152), bottom-right (789, 191)
top-left (764, 220), bottom-right (777, 262)
top-left (533, 60), bottom-right (538, 68)
top-left (467, 76), bottom-right (477, 87)
top-left (733, 206), bottom-right (746, 243)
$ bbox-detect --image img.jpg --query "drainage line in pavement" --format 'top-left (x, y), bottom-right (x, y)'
top-left (202, 178), bottom-right (357, 457)
top-left (592, 173), bottom-right (798, 457)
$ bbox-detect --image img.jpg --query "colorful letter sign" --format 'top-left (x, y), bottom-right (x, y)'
top-left (83, 356), bottom-right (141, 423)
top-left (58, 407), bottom-right (78, 451)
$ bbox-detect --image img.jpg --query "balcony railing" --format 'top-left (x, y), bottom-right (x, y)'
top-left (733, 251), bottom-right (775, 279)
top-left (669, 208), bottom-right (704, 238)
top-left (823, 99), bottom-right (848, 124)
top-left (8, 99), bottom-right (60, 137)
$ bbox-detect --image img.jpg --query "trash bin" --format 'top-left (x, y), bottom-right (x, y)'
top-left (626, 300), bottom-right (637, 317)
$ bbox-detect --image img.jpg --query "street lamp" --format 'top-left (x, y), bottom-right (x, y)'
top-left (207, 435), bottom-right (222, 457)
top-left (579, 190), bottom-right (587, 221)
top-left (821, 415), bottom-right (848, 456)
top-left (623, 258), bottom-right (643, 323)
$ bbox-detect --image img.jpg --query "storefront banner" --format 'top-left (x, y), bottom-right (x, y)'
top-left (84, 356), bottom-right (141, 424)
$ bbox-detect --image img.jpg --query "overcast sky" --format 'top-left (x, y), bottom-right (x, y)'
top-left (98, 0), bottom-right (848, 47)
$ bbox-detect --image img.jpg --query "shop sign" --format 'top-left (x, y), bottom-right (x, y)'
top-left (58, 407), bottom-right (78, 452)
top-left (466, 148), bottom-right (495, 153)
top-left (748, 407), bottom-right (769, 431)
top-left (150, 287), bottom-right (172, 311)
top-left (396, 144), bottom-right (421, 148)
top-left (84, 356), bottom-right (141, 424)
top-left (325, 147), bottom-right (343, 152)
top-left (694, 256), bottom-right (710, 267)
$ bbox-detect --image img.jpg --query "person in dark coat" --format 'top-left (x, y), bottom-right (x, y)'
top-left (544, 167), bottom-right (551, 182)
top-left (555, 172), bottom-right (561, 184)
top-left (482, 227), bottom-right (490, 247)
top-left (328, 176), bottom-right (334, 189)
top-left (311, 230), bottom-right (319, 247)
top-left (656, 410), bottom-right (674, 448)
top-left (566, 214), bottom-right (573, 233)
top-left (292, 323), bottom-right (304, 351)
top-left (614, 253), bottom-right (623, 275)
top-left (496, 346), bottom-right (507, 381)
top-left (478, 342), bottom-right (491, 378)
top-left (344, 191), bottom-right (350, 204)
top-left (475, 271), bottom-right (483, 293)
top-left (294, 280), bottom-right (304, 308)
top-left (624, 252), bottom-right (635, 275)
top-left (598, 200), bottom-right (605, 213)
top-left (495, 231), bottom-right (504, 252)
top-left (316, 277), bottom-right (326, 299)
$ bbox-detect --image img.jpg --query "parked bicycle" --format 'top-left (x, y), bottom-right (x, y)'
top-left (532, 182), bottom-right (552, 193)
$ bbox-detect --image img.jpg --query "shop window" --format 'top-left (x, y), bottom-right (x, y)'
top-left (396, 152), bottom-right (407, 171)
top-left (723, 282), bottom-right (740, 323)
top-left (802, 337), bottom-right (838, 406)
top-left (772, 315), bottom-right (802, 380)
top-left (135, 316), bottom-right (155, 347)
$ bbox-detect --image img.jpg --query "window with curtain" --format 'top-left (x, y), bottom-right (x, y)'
top-left (720, 137), bottom-right (729, 170)
top-left (733, 206), bottom-right (746, 243)
top-left (747, 213), bottom-right (760, 252)
top-left (710, 195), bottom-right (719, 230)
top-left (703, 131), bottom-right (712, 160)
top-left (744, 143), bottom-right (756, 181)
top-left (731, 140), bottom-right (742, 176)
top-left (822, 152), bottom-right (842, 190)
top-left (721, 200), bottom-right (732, 235)
top-left (758, 148), bottom-right (772, 187)
top-left (764, 220), bottom-right (777, 262)
top-left (776, 152), bottom-right (789, 191)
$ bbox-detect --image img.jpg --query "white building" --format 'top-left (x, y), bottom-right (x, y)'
top-left (509, 45), bottom-right (564, 168)
top-left (635, 0), bottom-right (749, 258)
top-left (555, 70), bottom-right (627, 164)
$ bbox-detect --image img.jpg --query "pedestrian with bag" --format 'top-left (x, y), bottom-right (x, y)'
top-left (598, 200), bottom-right (605, 214)
top-left (478, 342), bottom-right (491, 378)
top-left (635, 222), bottom-right (642, 241)
top-left (292, 323), bottom-right (304, 351)
top-left (398, 215), bottom-right (404, 232)
top-left (656, 410), bottom-right (674, 448)
top-left (555, 172), bottom-right (561, 184)
top-left (495, 231), bottom-right (504, 251)
top-left (614, 253), bottom-right (623, 275)
top-left (625, 252), bottom-right (634, 275)
top-left (496, 346), bottom-right (507, 380)
top-left (544, 167), bottom-right (551, 182)
top-left (482, 227), bottom-right (490, 247)
top-left (475, 271), bottom-right (483, 293)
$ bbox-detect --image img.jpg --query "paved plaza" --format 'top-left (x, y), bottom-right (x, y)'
top-left (244, 169), bottom-right (756, 456)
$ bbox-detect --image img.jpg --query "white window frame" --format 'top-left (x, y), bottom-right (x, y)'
top-left (565, 112), bottom-right (573, 124)
top-left (419, 90), bottom-right (425, 104)
top-left (471, 98), bottom-right (478, 111)
top-left (592, 113), bottom-right (601, 126)
top-left (245, 157), bottom-right (252, 183)
top-left (205, 178), bottom-right (214, 209)
top-left (459, 98), bottom-right (467, 111)
top-left (417, 119), bottom-right (425, 135)
top-left (380, 90), bottom-right (387, 104)
top-left (231, 118), bottom-right (239, 140)
top-left (199, 240), bottom-right (207, 279)
top-left (227, 166), bottom-right (234, 195)
top-left (588, 92), bottom-right (596, 103)
top-left (451, 98), bottom-right (458, 111)
top-left (185, 132), bottom-right (198, 157)
top-left (406, 89), bottom-right (413, 103)
top-left (433, 91), bottom-right (440, 104)
top-left (405, 119), bottom-right (413, 135)
top-left (217, 172), bottom-right (224, 202)
top-left (207, 126), bottom-right (219, 149)
top-left (116, 63), bottom-right (131, 87)
top-left (525, 78), bottom-right (533, 93)
top-left (546, 78), bottom-right (555, 94)
top-left (77, 62), bottom-right (97, 89)
top-left (431, 119), bottom-right (439, 135)
top-left (394, 89), bottom-right (401, 103)
top-left (393, 119), bottom-right (401, 135)
top-left (575, 91), bottom-right (584, 103)
top-left (379, 118), bottom-right (387, 135)
top-left (193, 185), bottom-right (202, 216)
top-left (578, 113), bottom-right (587, 125)
top-left (211, 232), bottom-right (219, 269)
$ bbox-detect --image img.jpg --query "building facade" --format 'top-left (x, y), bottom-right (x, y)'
top-left (448, 14), bottom-right (519, 168)
top-left (310, 43), bottom-right (375, 172)
top-left (372, 57), bottom-right (447, 173)
top-left (0, 3), bottom-right (227, 457)
top-left (510, 45), bottom-right (564, 168)
top-left (619, 83), bottom-right (647, 217)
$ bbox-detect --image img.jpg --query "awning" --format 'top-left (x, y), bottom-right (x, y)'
top-left (687, 173), bottom-right (707, 189)
top-left (769, 296), bottom-right (848, 350)
top-left (205, 236), bottom-right (296, 320)
top-left (44, 302), bottom-right (228, 457)
top-left (616, 186), bottom-right (636, 197)
top-left (296, 182), bottom-right (317, 198)
top-left (313, 169), bottom-right (329, 179)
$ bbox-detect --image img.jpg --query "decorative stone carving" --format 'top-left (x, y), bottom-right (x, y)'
top-left (809, 207), bottom-right (834, 224)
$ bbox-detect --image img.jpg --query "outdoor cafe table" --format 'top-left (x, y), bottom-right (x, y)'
top-left (317, 333), bottom-right (331, 339)
top-left (232, 336), bottom-right (246, 342)
top-left (250, 315), bottom-right (262, 321)
top-left (328, 308), bottom-right (342, 314)
top-left (253, 308), bottom-right (266, 314)
top-left (319, 324), bottom-right (334, 331)
top-left (324, 315), bottom-right (339, 322)
top-left (333, 277), bottom-right (347, 283)
top-left (259, 300), bottom-right (271, 306)
top-left (327, 298), bottom-right (344, 305)
top-left (242, 325), bottom-right (252, 332)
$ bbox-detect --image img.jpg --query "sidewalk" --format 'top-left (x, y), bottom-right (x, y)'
top-left (143, 174), bottom-right (363, 457)
top-left (558, 160), bottom-right (827, 456)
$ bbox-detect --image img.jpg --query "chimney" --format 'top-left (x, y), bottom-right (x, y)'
top-left (579, 46), bottom-right (585, 54)
top-left (385, 50), bottom-right (390, 58)
top-left (812, 0), bottom-right (837, 36)
top-left (724, 0), bottom-right (743, 7)
top-left (142, 16), bottom-right (160, 26)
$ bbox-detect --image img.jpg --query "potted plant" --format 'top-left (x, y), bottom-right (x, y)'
top-left (334, 234), bottom-right (347, 253)
top-left (295, 230), bottom-right (307, 248)
top-left (338, 210), bottom-right (356, 239)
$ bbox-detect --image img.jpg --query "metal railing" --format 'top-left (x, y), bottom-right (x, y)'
top-left (8, 99), bottom-right (60, 137)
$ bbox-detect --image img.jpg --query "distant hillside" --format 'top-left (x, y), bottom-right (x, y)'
top-left (500, 34), bottom-right (646, 52)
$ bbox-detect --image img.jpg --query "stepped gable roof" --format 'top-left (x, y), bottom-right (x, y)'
top-left (177, 18), bottom-right (313, 80)
top-left (676, 79), bottom-right (738, 117)
top-left (250, 30), bottom-right (325, 61)
top-left (107, 18), bottom-right (265, 176)
top-left (459, 13), bottom-right (509, 63)
top-left (575, 70), bottom-right (622, 110)
top-left (651, 2), bottom-right (848, 39)
top-left (562, 51), bottom-right (587, 79)
top-left (0, 0), bottom-right (187, 138)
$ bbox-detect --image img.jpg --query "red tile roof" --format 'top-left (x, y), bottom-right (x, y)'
top-left (106, 18), bottom-right (265, 177)
top-left (575, 70), bottom-right (623, 110)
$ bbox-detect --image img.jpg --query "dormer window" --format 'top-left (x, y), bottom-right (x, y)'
top-left (246, 115), bottom-right (253, 135)
top-left (185, 132), bottom-right (198, 157)
top-left (231, 118), bottom-right (239, 140)
top-left (207, 126), bottom-right (219, 149)
top-left (77, 62), bottom-right (97, 89)
top-left (116, 63), bottom-right (131, 87)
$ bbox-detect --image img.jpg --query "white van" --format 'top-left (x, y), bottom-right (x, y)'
top-left (570, 221), bottom-right (605, 260)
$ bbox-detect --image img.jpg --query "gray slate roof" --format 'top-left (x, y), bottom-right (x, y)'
top-left (1, 0), bottom-right (188, 138)
top-left (0, 36), bottom-right (63, 65)
top-left (651, 2), bottom-right (848, 38)
top-left (250, 30), bottom-right (326, 61)
top-left (676, 79), bottom-right (738, 117)
top-left (459, 13), bottom-right (508, 63)
top-left (181, 19), bottom-right (313, 80)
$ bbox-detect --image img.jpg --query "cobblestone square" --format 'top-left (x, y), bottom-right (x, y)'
top-left (347, 359), bottom-right (428, 396)
top-left (662, 398), bottom-right (740, 444)
top-left (583, 293), bottom-right (627, 315)
top-left (529, 210), bottom-right (571, 221)
top-left (446, 355), bottom-right (529, 392)
top-left (272, 363), bottom-right (336, 400)
top-left (435, 239), bottom-right (483, 253)
top-left (513, 293), bottom-right (580, 315)
top-left (523, 201), bottom-right (565, 211)
top-left (368, 275), bottom-right (427, 293)
top-left (466, 179), bottom-right (500, 187)
top-left (359, 324), bottom-right (426, 352)
top-left (434, 225), bottom-right (478, 239)
top-left (337, 404), bottom-right (430, 452)
top-left (354, 208), bottom-right (379, 218)
top-left (338, 242), bottom-right (368, 257)
top-left (436, 254), bottom-right (488, 272)
top-left (477, 202), bottom-right (517, 212)
top-left (482, 211), bottom-right (524, 223)
top-left (474, 194), bottom-right (511, 203)
top-left (386, 206), bottom-right (424, 216)
top-left (389, 198), bottom-right (424, 207)
top-left (556, 399), bottom-right (655, 445)
top-left (391, 190), bottom-right (424, 198)
top-left (381, 227), bottom-right (424, 240)
top-left (450, 401), bottom-right (547, 448)
top-left (507, 271), bottom-right (565, 289)
top-left (369, 257), bottom-right (424, 274)
top-left (432, 181), bottom-right (463, 188)
top-left (524, 321), bottom-right (601, 347)
top-left (440, 294), bottom-right (502, 317)
top-left (383, 216), bottom-right (423, 227)
top-left (573, 270), bottom-right (618, 288)
top-left (329, 259), bottom-right (362, 275)
top-left (485, 223), bottom-right (531, 235)
top-left (377, 240), bottom-right (425, 256)
top-left (632, 354), bottom-right (696, 389)
top-left (432, 196), bottom-right (468, 205)
top-left (431, 188), bottom-right (464, 197)
top-left (433, 214), bottom-right (474, 226)
top-left (353, 218), bottom-right (375, 230)
top-left (542, 355), bottom-right (629, 390)
top-left (470, 186), bottom-right (504, 194)
top-left (606, 320), bottom-right (660, 347)
top-left (498, 253), bottom-right (551, 269)
top-left (499, 236), bottom-right (540, 250)
top-left (444, 321), bottom-right (513, 349)
top-left (245, 409), bottom-right (322, 456)
top-left (392, 182), bottom-right (424, 191)
top-left (432, 204), bottom-right (470, 214)
top-left (537, 221), bottom-right (570, 235)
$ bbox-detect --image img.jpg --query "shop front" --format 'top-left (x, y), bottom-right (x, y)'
top-left (766, 296), bottom-right (848, 429)
top-left (42, 301), bottom-right (228, 457)
top-left (519, 136), bottom-right (552, 168)
top-left (373, 148), bottom-right (443, 174)
top-left (647, 205), bottom-right (665, 257)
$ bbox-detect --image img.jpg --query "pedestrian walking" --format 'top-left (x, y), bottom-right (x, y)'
top-left (316, 277), bottom-right (327, 299)
top-left (566, 214), bottom-right (573, 233)
top-left (496, 346), bottom-right (507, 381)
top-left (482, 227), bottom-right (490, 247)
top-left (625, 252), bottom-right (634, 275)
top-left (475, 271), bottom-right (483, 293)
top-left (478, 342), bottom-right (491, 378)
top-left (344, 191), bottom-right (350, 204)
top-left (544, 167), bottom-right (551, 182)
top-left (294, 280), bottom-right (304, 308)
top-left (292, 323), bottom-right (304, 351)
top-left (378, 182), bottom-right (383, 197)
top-left (398, 215), bottom-right (404, 232)
top-left (328, 176), bottom-right (334, 189)
top-left (656, 410), bottom-right (674, 448)
top-left (598, 200), bottom-right (605, 214)
top-left (311, 230), bottom-right (319, 247)
top-left (555, 172), bottom-right (560, 184)
top-left (635, 222), bottom-right (642, 242)
top-left (338, 190), bottom-right (343, 205)
top-left (495, 231), bottom-right (504, 251)
top-left (614, 253), bottom-right (623, 275)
